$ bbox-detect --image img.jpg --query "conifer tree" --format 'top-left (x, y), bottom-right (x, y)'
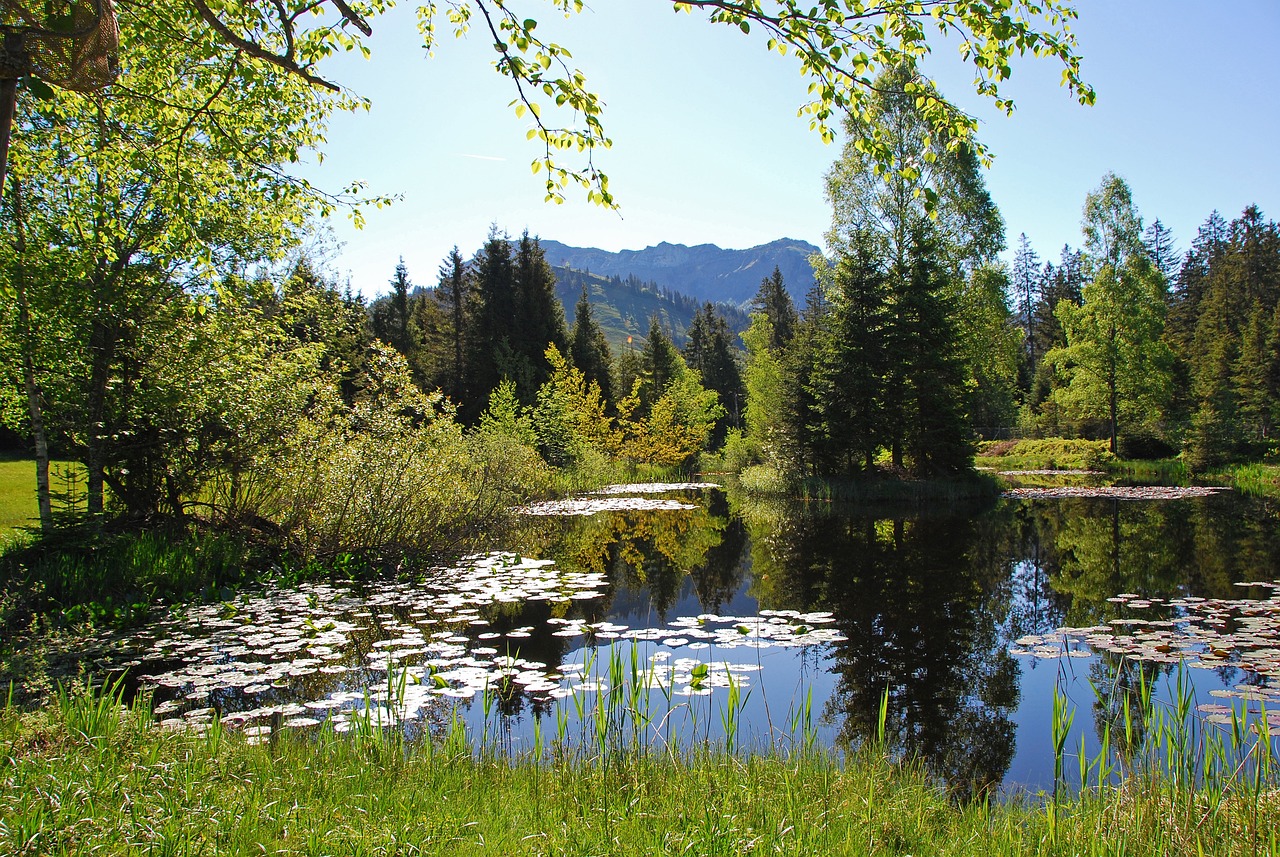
top-left (1012, 233), bottom-right (1042, 377)
top-left (1143, 219), bottom-right (1179, 284)
top-left (808, 232), bottom-right (888, 472)
top-left (568, 286), bottom-right (614, 406)
top-left (683, 303), bottom-right (746, 446)
top-left (751, 267), bottom-right (798, 350)
top-left (639, 315), bottom-right (681, 412)
top-left (436, 246), bottom-right (469, 403)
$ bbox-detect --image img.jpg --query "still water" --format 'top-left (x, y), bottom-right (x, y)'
top-left (106, 482), bottom-right (1280, 797)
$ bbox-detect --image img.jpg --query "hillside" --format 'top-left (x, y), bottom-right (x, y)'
top-left (552, 267), bottom-right (751, 353)
top-left (541, 238), bottom-right (821, 308)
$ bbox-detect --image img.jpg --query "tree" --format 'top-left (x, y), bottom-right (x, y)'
top-left (955, 264), bottom-right (1021, 432)
top-left (568, 286), bottom-right (614, 406)
top-left (1142, 219), bottom-right (1179, 284)
top-left (1048, 254), bottom-right (1173, 453)
top-left (638, 315), bottom-right (682, 413)
top-left (1082, 172), bottom-right (1145, 273)
top-left (1012, 233), bottom-right (1041, 376)
top-left (808, 235), bottom-right (888, 473)
top-left (818, 61), bottom-right (993, 475)
top-left (683, 302), bottom-right (745, 446)
top-left (0, 2), bottom-right (341, 524)
top-left (751, 266), bottom-right (797, 350)
top-left (436, 246), bottom-right (469, 403)
top-left (163, 0), bottom-right (1093, 207)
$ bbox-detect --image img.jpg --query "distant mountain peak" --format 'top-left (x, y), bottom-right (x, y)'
top-left (540, 238), bottom-right (821, 307)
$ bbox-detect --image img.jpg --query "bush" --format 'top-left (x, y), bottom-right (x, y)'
top-left (737, 463), bottom-right (791, 495)
top-left (254, 348), bottom-right (549, 561)
top-left (974, 438), bottom-right (1115, 470)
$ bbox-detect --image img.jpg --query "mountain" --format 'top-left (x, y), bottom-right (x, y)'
top-left (539, 238), bottom-right (821, 308)
top-left (552, 267), bottom-right (752, 354)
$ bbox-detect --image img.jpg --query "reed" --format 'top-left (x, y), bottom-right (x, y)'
top-left (3, 679), bottom-right (1277, 857)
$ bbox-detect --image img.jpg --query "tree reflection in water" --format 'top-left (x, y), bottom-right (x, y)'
top-left (741, 499), bottom-right (1022, 801)
top-left (500, 484), bottom-right (1280, 794)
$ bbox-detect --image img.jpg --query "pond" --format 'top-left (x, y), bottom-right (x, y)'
top-left (92, 479), bottom-right (1280, 798)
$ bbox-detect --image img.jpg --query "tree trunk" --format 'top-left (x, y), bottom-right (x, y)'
top-left (9, 179), bottom-right (52, 530)
top-left (85, 315), bottom-right (113, 518)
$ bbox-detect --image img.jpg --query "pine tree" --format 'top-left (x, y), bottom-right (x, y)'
top-left (1142, 219), bottom-right (1179, 284)
top-left (512, 230), bottom-right (568, 393)
top-left (465, 226), bottom-right (518, 418)
top-left (751, 266), bottom-right (798, 350)
top-left (568, 286), bottom-right (614, 406)
top-left (436, 246), bottom-right (468, 403)
top-left (683, 303), bottom-right (746, 446)
top-left (809, 231), bottom-right (888, 472)
top-left (1012, 233), bottom-right (1041, 376)
top-left (639, 315), bottom-right (681, 413)
top-left (899, 224), bottom-right (973, 474)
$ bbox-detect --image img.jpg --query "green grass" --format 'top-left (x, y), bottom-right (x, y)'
top-left (1214, 462), bottom-right (1280, 499)
top-left (1, 686), bottom-right (1276, 857)
top-left (976, 439), bottom-right (1116, 472)
top-left (0, 457), bottom-right (88, 542)
top-left (0, 458), bottom-right (38, 540)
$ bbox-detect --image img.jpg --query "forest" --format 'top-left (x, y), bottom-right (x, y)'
top-left (2, 50), bottom-right (1278, 562)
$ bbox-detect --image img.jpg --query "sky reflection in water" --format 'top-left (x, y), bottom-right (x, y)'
top-left (108, 483), bottom-right (1280, 796)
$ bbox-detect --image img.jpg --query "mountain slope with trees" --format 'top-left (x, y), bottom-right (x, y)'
top-left (540, 239), bottom-right (821, 307)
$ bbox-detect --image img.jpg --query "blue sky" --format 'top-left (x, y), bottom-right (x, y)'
top-left (300, 1), bottom-right (1280, 298)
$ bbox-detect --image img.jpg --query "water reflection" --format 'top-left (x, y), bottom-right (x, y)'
top-left (99, 483), bottom-right (1280, 794)
top-left (738, 499), bottom-right (1021, 800)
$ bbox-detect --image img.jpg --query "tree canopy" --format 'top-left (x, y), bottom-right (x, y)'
top-left (25, 0), bottom-right (1096, 208)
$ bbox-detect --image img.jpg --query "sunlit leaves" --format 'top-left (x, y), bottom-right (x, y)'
top-left (188, 0), bottom-right (1090, 207)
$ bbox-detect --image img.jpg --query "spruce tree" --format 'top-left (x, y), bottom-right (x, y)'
top-left (751, 266), bottom-right (798, 350)
top-left (639, 315), bottom-right (681, 411)
top-left (1012, 233), bottom-right (1041, 378)
top-left (464, 227), bottom-right (517, 420)
top-left (568, 286), bottom-right (614, 406)
top-left (899, 225), bottom-right (972, 474)
top-left (512, 230), bottom-right (568, 393)
top-left (436, 246), bottom-right (468, 404)
top-left (683, 303), bottom-right (746, 446)
top-left (1142, 219), bottom-right (1179, 284)
top-left (809, 231), bottom-right (888, 472)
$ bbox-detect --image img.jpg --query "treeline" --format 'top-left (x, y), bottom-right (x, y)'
top-left (362, 226), bottom-right (748, 457)
top-left (736, 61), bottom-right (1280, 485)
top-left (734, 63), bottom-right (1020, 482)
top-left (1013, 198), bottom-right (1280, 468)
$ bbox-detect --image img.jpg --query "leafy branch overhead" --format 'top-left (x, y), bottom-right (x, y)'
top-left (174, 0), bottom-right (1093, 208)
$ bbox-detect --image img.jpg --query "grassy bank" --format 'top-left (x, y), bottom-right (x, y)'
top-left (2, 690), bottom-right (1276, 857)
top-left (735, 463), bottom-right (1000, 503)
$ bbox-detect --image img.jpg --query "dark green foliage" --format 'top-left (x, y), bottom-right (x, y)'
top-left (1012, 233), bottom-right (1041, 382)
top-left (682, 303), bottom-right (745, 446)
top-left (461, 228), bottom-right (568, 421)
top-left (751, 266), bottom-right (798, 350)
top-left (809, 234), bottom-right (887, 473)
top-left (436, 247), bottom-right (469, 404)
top-left (896, 227), bottom-right (973, 475)
top-left (370, 257), bottom-right (413, 355)
top-left (638, 315), bottom-right (681, 413)
top-left (569, 287), bottom-right (614, 406)
top-left (1178, 207), bottom-right (1280, 466)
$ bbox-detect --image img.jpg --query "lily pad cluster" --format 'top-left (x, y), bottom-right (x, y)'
top-left (518, 481), bottom-right (716, 516)
top-left (1009, 582), bottom-right (1280, 706)
top-left (124, 552), bottom-right (843, 735)
top-left (591, 483), bottom-right (721, 495)
top-left (1003, 485), bottom-right (1232, 501)
top-left (518, 497), bottom-right (700, 516)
